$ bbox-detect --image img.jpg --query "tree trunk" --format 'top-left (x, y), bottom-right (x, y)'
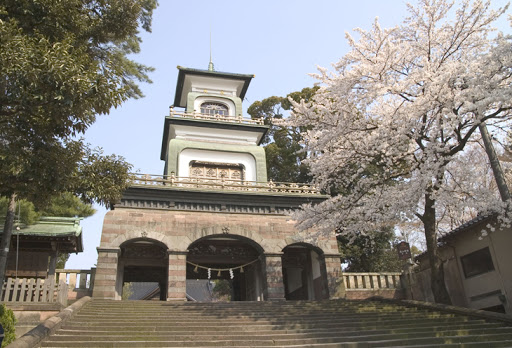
top-left (479, 122), bottom-right (511, 202)
top-left (0, 193), bottom-right (16, 286)
top-left (422, 193), bottom-right (452, 305)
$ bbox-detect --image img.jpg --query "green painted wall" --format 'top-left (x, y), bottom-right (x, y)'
top-left (166, 139), bottom-right (267, 182)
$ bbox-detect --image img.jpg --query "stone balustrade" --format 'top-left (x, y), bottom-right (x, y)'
top-left (344, 272), bottom-right (403, 290)
top-left (131, 173), bottom-right (322, 195)
top-left (342, 272), bottom-right (404, 300)
top-left (55, 269), bottom-right (95, 300)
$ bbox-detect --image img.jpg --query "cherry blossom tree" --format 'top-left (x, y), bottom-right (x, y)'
top-left (290, 0), bottom-right (511, 304)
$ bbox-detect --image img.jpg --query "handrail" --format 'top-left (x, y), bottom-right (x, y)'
top-left (130, 173), bottom-right (322, 195)
top-left (169, 109), bottom-right (264, 125)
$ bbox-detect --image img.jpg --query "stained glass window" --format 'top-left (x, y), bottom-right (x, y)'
top-left (200, 102), bottom-right (229, 116)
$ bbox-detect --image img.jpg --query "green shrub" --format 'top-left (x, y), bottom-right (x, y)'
top-left (0, 304), bottom-right (16, 347)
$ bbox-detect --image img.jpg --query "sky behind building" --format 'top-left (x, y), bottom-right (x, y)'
top-left (67, 0), bottom-right (511, 269)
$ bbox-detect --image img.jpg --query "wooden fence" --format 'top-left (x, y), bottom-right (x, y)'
top-left (1, 278), bottom-right (68, 306)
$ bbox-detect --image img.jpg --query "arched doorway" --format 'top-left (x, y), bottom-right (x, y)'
top-left (118, 239), bottom-right (168, 300)
top-left (187, 235), bottom-right (264, 301)
top-left (282, 243), bottom-right (327, 300)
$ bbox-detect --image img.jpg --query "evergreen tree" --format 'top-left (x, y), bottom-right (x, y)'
top-left (247, 87), bottom-right (317, 183)
top-left (0, 0), bottom-right (156, 283)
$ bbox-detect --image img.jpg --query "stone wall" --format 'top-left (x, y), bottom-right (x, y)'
top-left (92, 207), bottom-right (341, 301)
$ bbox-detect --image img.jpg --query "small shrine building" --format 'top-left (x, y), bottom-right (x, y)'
top-left (1, 217), bottom-right (83, 280)
top-left (92, 65), bottom-right (342, 301)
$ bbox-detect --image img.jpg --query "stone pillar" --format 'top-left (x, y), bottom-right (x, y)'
top-left (92, 247), bottom-right (121, 300)
top-left (167, 250), bottom-right (187, 301)
top-left (324, 253), bottom-right (345, 299)
top-left (264, 252), bottom-right (285, 301)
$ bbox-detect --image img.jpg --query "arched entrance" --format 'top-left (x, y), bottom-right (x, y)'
top-left (282, 243), bottom-right (327, 300)
top-left (187, 235), bottom-right (264, 301)
top-left (118, 239), bottom-right (168, 300)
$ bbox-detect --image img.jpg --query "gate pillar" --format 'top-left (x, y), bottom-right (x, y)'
top-left (167, 250), bottom-right (188, 301)
top-left (92, 247), bottom-right (121, 300)
top-left (264, 252), bottom-right (285, 301)
top-left (324, 253), bottom-right (345, 299)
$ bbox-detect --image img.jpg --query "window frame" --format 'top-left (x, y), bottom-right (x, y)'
top-left (460, 247), bottom-right (495, 279)
top-left (200, 101), bottom-right (229, 116)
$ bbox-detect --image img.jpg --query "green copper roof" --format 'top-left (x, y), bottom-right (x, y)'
top-left (0, 217), bottom-right (83, 238)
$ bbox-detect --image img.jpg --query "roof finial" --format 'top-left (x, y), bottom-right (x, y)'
top-left (208, 26), bottom-right (214, 71)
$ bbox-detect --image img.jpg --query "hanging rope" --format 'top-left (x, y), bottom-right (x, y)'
top-left (186, 258), bottom-right (259, 274)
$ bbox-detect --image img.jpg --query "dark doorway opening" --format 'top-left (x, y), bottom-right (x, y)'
top-left (187, 235), bottom-right (263, 301)
top-left (282, 244), bottom-right (327, 300)
top-left (119, 239), bottom-right (168, 300)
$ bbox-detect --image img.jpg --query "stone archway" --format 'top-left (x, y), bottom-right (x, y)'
top-left (118, 239), bottom-right (169, 300)
top-left (186, 234), bottom-right (265, 301)
top-left (282, 243), bottom-right (328, 300)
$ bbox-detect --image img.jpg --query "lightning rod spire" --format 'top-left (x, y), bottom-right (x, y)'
top-left (208, 27), bottom-right (214, 71)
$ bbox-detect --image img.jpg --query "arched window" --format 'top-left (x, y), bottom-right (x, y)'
top-left (200, 102), bottom-right (229, 116)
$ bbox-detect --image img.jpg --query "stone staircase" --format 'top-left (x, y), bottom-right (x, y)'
top-left (40, 299), bottom-right (512, 347)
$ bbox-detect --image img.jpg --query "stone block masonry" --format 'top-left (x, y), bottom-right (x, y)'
top-left (93, 199), bottom-right (342, 301)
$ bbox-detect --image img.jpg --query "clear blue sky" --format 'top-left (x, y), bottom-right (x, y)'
top-left (66, 0), bottom-right (511, 269)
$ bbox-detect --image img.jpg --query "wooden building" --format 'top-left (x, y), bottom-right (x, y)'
top-left (1, 217), bottom-right (83, 280)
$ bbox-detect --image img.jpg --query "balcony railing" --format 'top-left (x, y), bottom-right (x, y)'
top-left (169, 108), bottom-right (264, 125)
top-left (131, 173), bottom-right (322, 195)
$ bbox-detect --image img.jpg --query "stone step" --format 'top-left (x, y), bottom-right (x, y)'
top-left (394, 341), bottom-right (512, 348)
top-left (39, 332), bottom-right (512, 347)
top-left (52, 321), bottom-right (505, 336)
top-left (38, 299), bottom-right (512, 348)
top-left (77, 308), bottom-right (422, 316)
top-left (69, 312), bottom-right (463, 324)
top-left (77, 307), bottom-right (427, 316)
top-left (46, 326), bottom-right (512, 342)
top-left (83, 301), bottom-right (409, 308)
top-left (61, 315), bottom-right (481, 328)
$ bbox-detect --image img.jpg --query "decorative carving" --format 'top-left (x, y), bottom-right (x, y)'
top-left (122, 243), bottom-right (167, 260)
top-left (188, 242), bottom-right (259, 259)
top-left (282, 251), bottom-right (308, 269)
top-left (222, 227), bottom-right (230, 234)
top-left (189, 162), bottom-right (245, 182)
top-left (141, 231), bottom-right (148, 238)
top-left (206, 168), bottom-right (216, 177)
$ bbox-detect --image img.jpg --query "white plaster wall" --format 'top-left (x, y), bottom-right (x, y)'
top-left (188, 75), bottom-right (244, 97)
top-left (488, 227), bottom-right (512, 314)
top-left (178, 148), bottom-right (256, 181)
top-left (171, 125), bottom-right (260, 145)
top-left (453, 228), bottom-right (511, 312)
